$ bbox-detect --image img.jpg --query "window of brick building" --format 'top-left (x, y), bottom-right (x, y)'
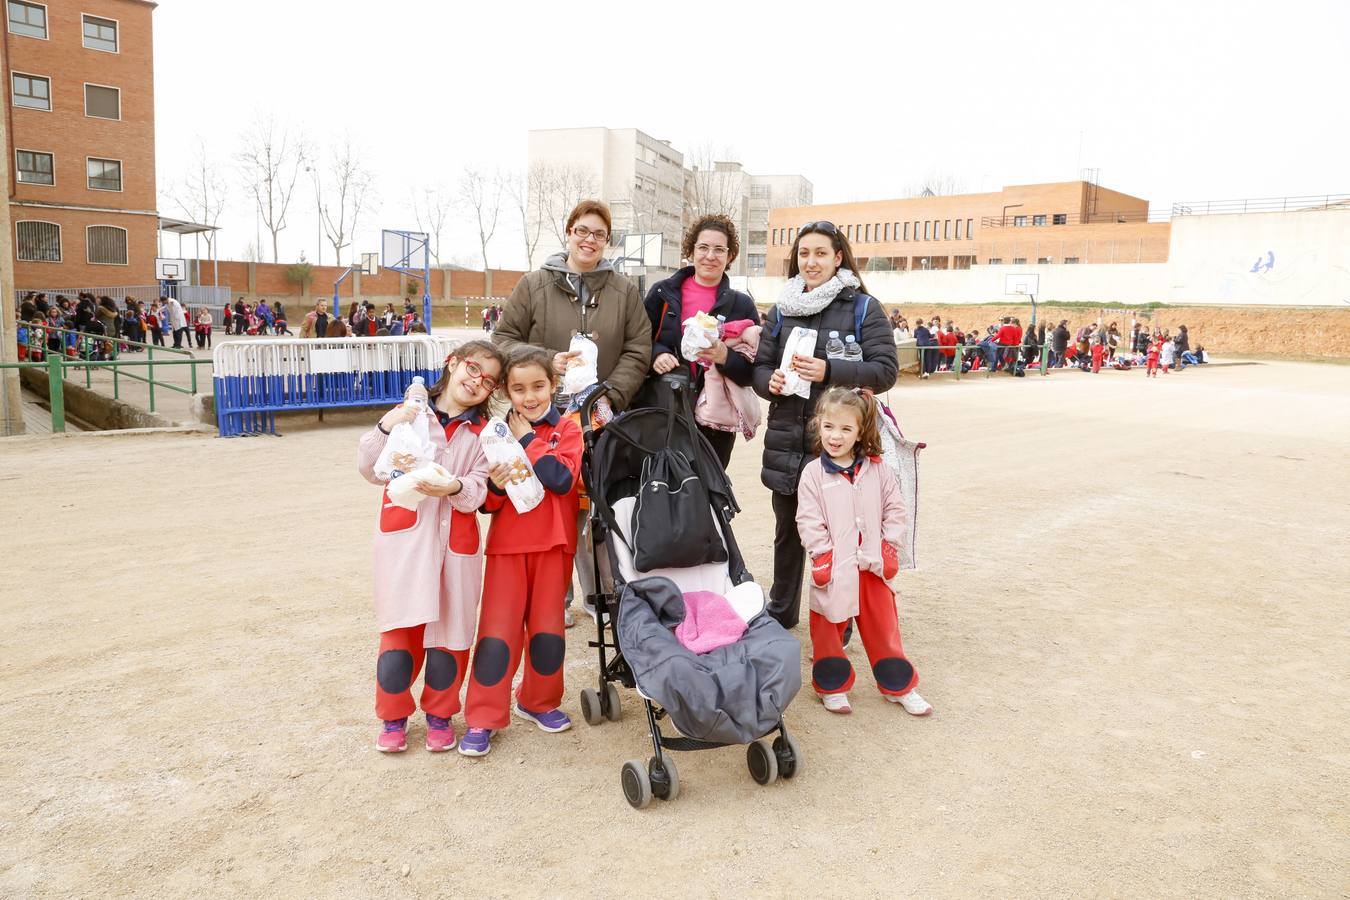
top-left (923, 221), bottom-right (930, 240)
top-left (1013, 257), bottom-right (1027, 264)
top-left (943, 220), bottom-right (951, 240)
top-left (953, 255), bottom-right (973, 270)
top-left (1064, 256), bottom-right (1080, 264)
top-left (966, 218), bottom-right (973, 238)
top-left (746, 253), bottom-right (765, 271)
top-left (955, 219), bottom-right (963, 240)
top-left (16, 149), bottom-right (53, 185)
top-left (912, 221), bottom-right (919, 240)
top-left (1033, 214), bottom-right (1047, 226)
top-left (87, 157), bottom-right (122, 191)
top-left (16, 220), bottom-right (60, 261)
top-left (1013, 215), bottom-right (1027, 227)
top-left (87, 225), bottom-right (128, 265)
top-left (82, 14), bottom-right (118, 52)
top-left (883, 223), bottom-right (890, 241)
top-left (864, 224), bottom-right (871, 242)
top-left (6, 1), bottom-right (45, 39)
top-left (84, 83), bottom-right (120, 120)
top-left (1053, 213), bottom-right (1067, 225)
top-left (1037, 257), bottom-right (1051, 264)
top-left (874, 223), bottom-right (881, 241)
top-left (987, 257), bottom-right (1002, 265)
top-left (12, 72), bottom-right (50, 110)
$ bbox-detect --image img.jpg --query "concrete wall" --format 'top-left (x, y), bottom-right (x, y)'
top-left (1167, 209), bottom-right (1350, 306)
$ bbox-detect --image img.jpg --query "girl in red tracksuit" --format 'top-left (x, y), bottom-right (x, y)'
top-left (459, 346), bottom-right (583, 758)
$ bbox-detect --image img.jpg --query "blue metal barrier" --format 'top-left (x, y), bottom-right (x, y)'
top-left (212, 336), bottom-right (458, 436)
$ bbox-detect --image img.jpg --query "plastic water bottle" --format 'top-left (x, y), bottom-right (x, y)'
top-left (405, 375), bottom-right (428, 410)
top-left (825, 331), bottom-right (845, 360)
top-left (843, 334), bottom-right (863, 362)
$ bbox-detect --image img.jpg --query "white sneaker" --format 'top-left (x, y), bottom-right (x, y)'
top-left (821, 693), bottom-right (852, 715)
top-left (583, 599), bottom-right (598, 622)
top-left (563, 607), bottom-right (575, 628)
top-left (887, 690), bottom-right (932, 716)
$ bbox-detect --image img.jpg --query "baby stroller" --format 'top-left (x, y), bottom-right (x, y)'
top-left (577, 374), bottom-right (803, 809)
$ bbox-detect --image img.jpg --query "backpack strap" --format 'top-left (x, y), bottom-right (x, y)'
top-left (770, 288), bottom-right (872, 341)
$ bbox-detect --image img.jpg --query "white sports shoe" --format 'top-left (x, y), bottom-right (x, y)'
top-left (563, 607), bottom-right (575, 628)
top-left (887, 690), bottom-right (933, 716)
top-left (821, 693), bottom-right (852, 715)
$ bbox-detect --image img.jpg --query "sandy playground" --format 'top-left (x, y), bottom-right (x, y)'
top-left (0, 358), bottom-right (1347, 898)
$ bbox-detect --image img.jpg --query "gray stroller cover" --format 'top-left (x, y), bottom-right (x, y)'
top-left (616, 576), bottom-right (802, 745)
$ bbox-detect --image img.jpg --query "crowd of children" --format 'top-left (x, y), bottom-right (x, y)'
top-left (892, 310), bottom-right (1208, 378)
top-left (13, 291), bottom-right (226, 359)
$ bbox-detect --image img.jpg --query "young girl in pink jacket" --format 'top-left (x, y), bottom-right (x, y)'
top-left (357, 340), bottom-right (505, 753)
top-left (795, 387), bottom-right (932, 717)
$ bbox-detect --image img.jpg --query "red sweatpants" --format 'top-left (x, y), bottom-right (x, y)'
top-left (1091, 346), bottom-right (1104, 373)
top-left (464, 548), bottom-right (569, 730)
top-left (809, 571), bottom-right (918, 697)
top-left (375, 624), bottom-right (469, 721)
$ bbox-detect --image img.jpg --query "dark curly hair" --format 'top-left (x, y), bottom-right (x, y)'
top-left (681, 214), bottom-right (740, 266)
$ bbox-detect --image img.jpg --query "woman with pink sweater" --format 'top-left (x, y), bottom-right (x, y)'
top-left (795, 387), bottom-right (931, 717)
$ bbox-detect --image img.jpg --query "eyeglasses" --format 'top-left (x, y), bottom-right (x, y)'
top-left (572, 225), bottom-right (609, 245)
top-left (459, 358), bottom-right (499, 392)
top-left (694, 243), bottom-right (729, 258)
top-left (798, 221), bottom-right (839, 237)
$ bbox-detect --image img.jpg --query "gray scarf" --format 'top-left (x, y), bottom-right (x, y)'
top-left (776, 269), bottom-right (861, 317)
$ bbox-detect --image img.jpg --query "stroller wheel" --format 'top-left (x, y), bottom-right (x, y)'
top-left (649, 754), bottom-right (679, 802)
top-left (603, 683), bottom-right (623, 722)
top-left (621, 759), bottom-right (652, 809)
top-left (746, 739), bottom-right (779, 786)
top-left (773, 732), bottom-right (803, 779)
top-left (579, 688), bottom-right (603, 726)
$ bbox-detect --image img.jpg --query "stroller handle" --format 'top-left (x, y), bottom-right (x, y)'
top-left (580, 380), bottom-right (617, 439)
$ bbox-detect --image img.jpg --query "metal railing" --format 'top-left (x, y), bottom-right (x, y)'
top-left (10, 324), bottom-right (211, 429)
top-left (1170, 194), bottom-right (1350, 216)
top-left (14, 284), bottom-right (232, 306)
top-left (980, 210), bottom-right (1168, 227)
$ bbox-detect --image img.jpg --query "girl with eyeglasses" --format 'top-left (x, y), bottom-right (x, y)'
top-left (752, 222), bottom-right (899, 630)
top-left (642, 213), bottom-right (760, 468)
top-left (358, 340), bottom-right (505, 753)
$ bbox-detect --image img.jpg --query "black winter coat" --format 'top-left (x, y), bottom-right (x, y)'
top-left (1052, 325), bottom-right (1070, 353)
top-left (643, 267), bottom-right (759, 395)
top-left (752, 287), bottom-right (899, 494)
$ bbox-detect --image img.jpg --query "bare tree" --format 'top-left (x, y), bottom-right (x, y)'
top-left (532, 162), bottom-right (599, 249)
top-left (683, 143), bottom-right (745, 221)
top-left (456, 167), bottom-right (505, 270)
top-left (316, 136), bottom-right (376, 268)
top-left (165, 137), bottom-right (228, 259)
top-left (505, 166), bottom-right (556, 270)
top-left (905, 172), bottom-right (966, 198)
top-left (235, 115), bottom-right (308, 263)
top-left (410, 185), bottom-right (453, 266)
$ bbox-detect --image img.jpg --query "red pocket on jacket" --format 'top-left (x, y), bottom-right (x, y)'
top-left (448, 510), bottom-right (480, 554)
top-left (379, 489), bottom-right (418, 533)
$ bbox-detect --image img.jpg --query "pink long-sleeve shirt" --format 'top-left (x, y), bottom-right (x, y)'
top-left (356, 408), bottom-right (490, 649)
top-left (795, 455), bottom-right (906, 623)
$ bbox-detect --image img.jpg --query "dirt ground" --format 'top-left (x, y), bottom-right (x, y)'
top-left (1, 359), bottom-right (1347, 898)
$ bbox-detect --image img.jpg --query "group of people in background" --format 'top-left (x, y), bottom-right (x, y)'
top-left (892, 309), bottom-right (1207, 378)
top-left (13, 291), bottom-right (212, 358)
top-left (296, 298), bottom-right (426, 339)
top-left (480, 304), bottom-right (503, 332)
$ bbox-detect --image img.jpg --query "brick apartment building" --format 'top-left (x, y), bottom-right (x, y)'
top-left (766, 181), bottom-right (1171, 276)
top-left (5, 0), bottom-right (157, 289)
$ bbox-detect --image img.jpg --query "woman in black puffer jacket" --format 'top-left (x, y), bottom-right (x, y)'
top-left (752, 221), bottom-right (899, 629)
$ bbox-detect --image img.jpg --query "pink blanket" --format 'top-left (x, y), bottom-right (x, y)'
top-left (674, 591), bottom-right (747, 654)
top-left (694, 321), bottom-right (762, 438)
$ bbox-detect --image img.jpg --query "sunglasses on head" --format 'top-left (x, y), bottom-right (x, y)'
top-left (798, 221), bottom-right (839, 237)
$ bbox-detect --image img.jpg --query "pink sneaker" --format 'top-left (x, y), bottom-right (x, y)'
top-left (377, 718), bottom-right (408, 753)
top-left (425, 714), bottom-right (457, 752)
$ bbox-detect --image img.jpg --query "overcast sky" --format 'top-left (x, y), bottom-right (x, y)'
top-left (152, 0), bottom-right (1349, 270)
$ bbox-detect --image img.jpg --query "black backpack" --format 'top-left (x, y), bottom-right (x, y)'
top-left (629, 404), bottom-right (728, 571)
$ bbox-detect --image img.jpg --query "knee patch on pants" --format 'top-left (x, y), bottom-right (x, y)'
top-left (376, 649), bottom-right (415, 694)
top-left (472, 637), bottom-right (511, 687)
top-left (424, 648), bottom-right (458, 691)
top-left (813, 656), bottom-right (852, 692)
top-left (527, 633), bottom-right (565, 676)
top-left (873, 657), bottom-right (915, 693)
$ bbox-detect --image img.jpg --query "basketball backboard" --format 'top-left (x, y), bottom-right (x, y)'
top-left (381, 230), bottom-right (429, 270)
top-left (1005, 273), bottom-right (1040, 296)
top-left (622, 232), bottom-right (664, 267)
top-left (360, 252), bottom-right (379, 276)
top-left (156, 257), bottom-right (187, 282)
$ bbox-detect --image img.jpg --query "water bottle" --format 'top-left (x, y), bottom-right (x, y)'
top-left (825, 331), bottom-right (845, 360)
top-left (405, 375), bottom-right (428, 410)
top-left (843, 334), bottom-right (863, 362)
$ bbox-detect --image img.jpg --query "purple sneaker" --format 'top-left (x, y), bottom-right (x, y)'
top-left (457, 727), bottom-right (492, 757)
top-left (377, 718), bottom-right (408, 753)
top-left (513, 704), bottom-right (573, 733)
top-left (425, 714), bottom-right (456, 752)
